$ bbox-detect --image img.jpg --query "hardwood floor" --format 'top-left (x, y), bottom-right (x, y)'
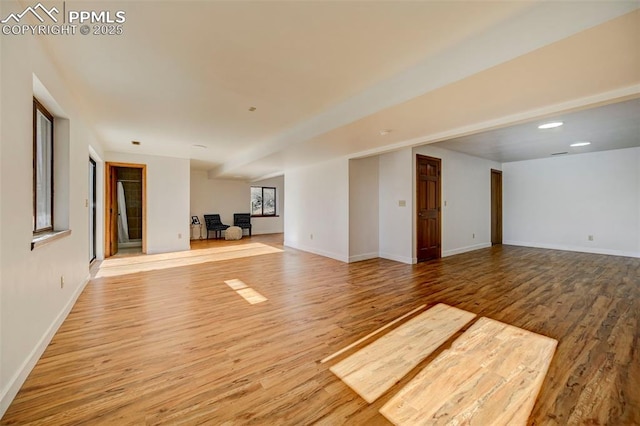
top-left (2, 235), bottom-right (639, 425)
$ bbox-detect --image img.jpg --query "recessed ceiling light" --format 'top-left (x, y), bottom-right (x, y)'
top-left (131, 140), bottom-right (141, 145)
top-left (192, 144), bottom-right (207, 149)
top-left (538, 121), bottom-right (563, 129)
top-left (379, 129), bottom-right (392, 136)
top-left (570, 141), bottom-right (591, 147)
top-left (248, 106), bottom-right (256, 112)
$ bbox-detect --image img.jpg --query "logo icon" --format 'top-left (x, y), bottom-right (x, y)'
top-left (1, 2), bottom-right (59, 24)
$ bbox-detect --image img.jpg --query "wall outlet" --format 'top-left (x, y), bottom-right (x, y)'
top-left (178, 233), bottom-right (182, 239)
top-left (398, 200), bottom-right (406, 207)
top-left (310, 233), bottom-right (313, 240)
top-left (444, 200), bottom-right (447, 207)
top-left (588, 235), bottom-right (594, 241)
top-left (60, 276), bottom-right (64, 289)
top-left (472, 233), bottom-right (475, 239)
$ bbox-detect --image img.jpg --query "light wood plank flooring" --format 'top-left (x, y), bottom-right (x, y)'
top-left (330, 303), bottom-right (475, 403)
top-left (380, 317), bottom-right (557, 425)
top-left (2, 235), bottom-right (639, 425)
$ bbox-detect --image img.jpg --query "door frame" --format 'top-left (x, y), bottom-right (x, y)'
top-left (105, 162), bottom-right (147, 257)
top-left (491, 169), bottom-right (502, 245)
top-left (89, 157), bottom-right (97, 263)
top-left (416, 154), bottom-right (442, 262)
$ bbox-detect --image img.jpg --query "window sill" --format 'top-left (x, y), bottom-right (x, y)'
top-left (31, 229), bottom-right (71, 250)
top-left (250, 215), bottom-right (280, 218)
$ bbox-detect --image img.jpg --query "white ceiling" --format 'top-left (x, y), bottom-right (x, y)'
top-left (432, 98), bottom-right (640, 163)
top-left (36, 1), bottom-right (640, 180)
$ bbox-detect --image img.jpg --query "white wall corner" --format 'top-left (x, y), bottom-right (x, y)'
top-left (284, 240), bottom-right (350, 263)
top-left (348, 252), bottom-right (379, 263)
top-left (379, 252), bottom-right (414, 265)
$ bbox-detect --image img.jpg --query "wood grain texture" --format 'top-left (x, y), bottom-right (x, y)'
top-left (1, 235), bottom-right (638, 425)
top-left (380, 317), bottom-right (557, 425)
top-left (236, 287), bottom-right (268, 304)
top-left (330, 304), bottom-right (475, 403)
top-left (321, 304), bottom-right (426, 364)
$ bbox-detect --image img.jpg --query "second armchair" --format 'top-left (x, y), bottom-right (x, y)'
top-left (233, 213), bottom-right (252, 236)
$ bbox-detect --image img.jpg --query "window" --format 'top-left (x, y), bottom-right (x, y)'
top-left (251, 186), bottom-right (276, 216)
top-left (33, 98), bottom-right (54, 232)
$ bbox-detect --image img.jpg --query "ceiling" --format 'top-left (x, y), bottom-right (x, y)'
top-left (35, 1), bottom-right (640, 180)
top-left (432, 98), bottom-right (640, 163)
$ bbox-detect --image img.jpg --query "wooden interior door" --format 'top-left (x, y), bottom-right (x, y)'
top-left (106, 164), bottom-right (119, 257)
top-left (491, 169), bottom-right (502, 245)
top-left (105, 162), bottom-right (147, 258)
top-left (416, 155), bottom-right (441, 262)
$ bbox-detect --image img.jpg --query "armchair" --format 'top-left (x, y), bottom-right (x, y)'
top-left (204, 214), bottom-right (230, 239)
top-left (233, 213), bottom-right (252, 236)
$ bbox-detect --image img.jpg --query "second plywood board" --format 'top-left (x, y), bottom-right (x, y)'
top-left (330, 303), bottom-right (475, 403)
top-left (380, 317), bottom-right (557, 425)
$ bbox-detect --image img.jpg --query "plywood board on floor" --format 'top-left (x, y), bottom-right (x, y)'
top-left (380, 317), bottom-right (557, 426)
top-left (330, 303), bottom-right (475, 403)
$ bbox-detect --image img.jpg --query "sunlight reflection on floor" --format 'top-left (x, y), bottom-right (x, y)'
top-left (96, 243), bottom-right (283, 278)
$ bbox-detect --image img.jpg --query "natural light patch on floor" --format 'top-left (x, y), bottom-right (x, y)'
top-left (96, 243), bottom-right (283, 278)
top-left (225, 279), bottom-right (267, 304)
top-left (224, 279), bottom-right (248, 290)
top-left (236, 288), bottom-right (268, 304)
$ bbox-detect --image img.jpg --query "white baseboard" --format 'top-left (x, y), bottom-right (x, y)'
top-left (379, 252), bottom-right (414, 264)
top-left (348, 252), bottom-right (379, 263)
top-left (251, 230), bottom-right (284, 236)
top-left (503, 240), bottom-right (640, 258)
top-left (284, 240), bottom-right (349, 263)
top-left (0, 274), bottom-right (91, 418)
top-left (443, 242), bottom-right (492, 257)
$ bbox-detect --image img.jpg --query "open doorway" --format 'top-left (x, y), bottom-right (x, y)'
top-left (491, 169), bottom-right (502, 245)
top-left (89, 158), bottom-right (97, 262)
top-left (105, 162), bottom-right (146, 257)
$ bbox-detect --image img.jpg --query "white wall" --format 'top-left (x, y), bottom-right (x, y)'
top-left (190, 172), bottom-right (284, 236)
top-left (0, 7), bottom-right (104, 415)
top-left (413, 145), bottom-right (501, 258)
top-left (376, 145), bottom-right (500, 264)
top-left (378, 148), bottom-right (414, 263)
top-left (284, 158), bottom-right (349, 262)
top-left (503, 147), bottom-right (640, 257)
top-left (191, 171), bottom-right (248, 233)
top-left (349, 157), bottom-right (379, 262)
top-left (0, 1), bottom-right (4, 415)
top-left (105, 152), bottom-right (190, 254)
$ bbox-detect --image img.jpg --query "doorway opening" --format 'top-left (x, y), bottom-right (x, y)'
top-left (491, 169), bottom-right (502, 245)
top-left (89, 158), bottom-right (97, 262)
top-left (416, 154), bottom-right (442, 262)
top-left (105, 162), bottom-right (146, 257)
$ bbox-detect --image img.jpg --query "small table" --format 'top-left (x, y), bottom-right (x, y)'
top-left (191, 224), bottom-right (203, 240)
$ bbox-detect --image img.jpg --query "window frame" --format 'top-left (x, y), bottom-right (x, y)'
top-left (33, 97), bottom-right (54, 233)
top-left (251, 186), bottom-right (277, 217)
